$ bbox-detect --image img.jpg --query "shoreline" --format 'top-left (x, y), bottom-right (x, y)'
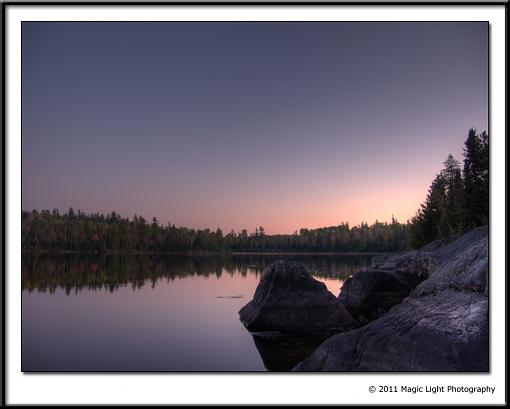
top-left (21, 249), bottom-right (390, 256)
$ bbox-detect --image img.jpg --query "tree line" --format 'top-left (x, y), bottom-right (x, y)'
top-left (21, 209), bottom-right (410, 253)
top-left (409, 128), bottom-right (489, 247)
top-left (21, 128), bottom-right (488, 253)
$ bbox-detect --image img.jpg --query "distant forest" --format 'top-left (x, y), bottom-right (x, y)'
top-left (21, 211), bottom-right (409, 253)
top-left (22, 129), bottom-right (488, 253)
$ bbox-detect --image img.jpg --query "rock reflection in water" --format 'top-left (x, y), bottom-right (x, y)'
top-left (22, 253), bottom-right (374, 371)
top-left (251, 333), bottom-right (326, 371)
top-left (22, 253), bottom-right (373, 295)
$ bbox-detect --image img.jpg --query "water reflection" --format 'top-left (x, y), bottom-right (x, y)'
top-left (22, 253), bottom-right (373, 295)
top-left (22, 253), bottom-right (374, 371)
top-left (251, 334), bottom-right (328, 371)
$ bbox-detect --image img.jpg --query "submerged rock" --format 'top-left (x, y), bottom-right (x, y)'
top-left (294, 226), bottom-right (489, 372)
top-left (239, 260), bottom-right (358, 336)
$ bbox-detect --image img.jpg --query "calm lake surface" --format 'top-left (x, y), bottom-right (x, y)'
top-left (22, 253), bottom-right (375, 371)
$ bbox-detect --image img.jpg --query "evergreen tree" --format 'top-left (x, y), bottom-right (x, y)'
top-left (410, 174), bottom-right (446, 248)
top-left (441, 154), bottom-right (464, 234)
top-left (463, 128), bottom-right (489, 229)
top-left (410, 128), bottom-right (489, 248)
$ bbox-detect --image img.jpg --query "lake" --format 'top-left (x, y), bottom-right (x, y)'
top-left (22, 253), bottom-right (374, 372)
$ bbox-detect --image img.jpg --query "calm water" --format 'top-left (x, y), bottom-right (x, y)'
top-left (22, 253), bottom-right (374, 371)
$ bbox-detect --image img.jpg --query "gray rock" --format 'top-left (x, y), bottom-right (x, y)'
top-left (339, 249), bottom-right (432, 322)
top-left (249, 330), bottom-right (282, 340)
top-left (294, 290), bottom-right (488, 371)
top-left (412, 226), bottom-right (488, 296)
top-left (294, 227), bottom-right (489, 372)
top-left (239, 260), bottom-right (358, 336)
top-left (338, 269), bottom-right (416, 323)
top-left (370, 250), bottom-right (432, 286)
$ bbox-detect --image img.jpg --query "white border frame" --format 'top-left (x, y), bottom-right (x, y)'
top-left (5, 5), bottom-right (506, 405)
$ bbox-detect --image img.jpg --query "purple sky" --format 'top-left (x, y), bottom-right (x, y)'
top-left (22, 22), bottom-right (488, 234)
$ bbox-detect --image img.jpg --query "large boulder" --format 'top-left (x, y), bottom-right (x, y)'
top-left (412, 226), bottom-right (488, 296)
top-left (239, 260), bottom-right (358, 336)
top-left (294, 226), bottom-right (489, 371)
top-left (338, 269), bottom-right (417, 323)
top-left (339, 250), bottom-right (432, 322)
top-left (294, 290), bottom-right (488, 371)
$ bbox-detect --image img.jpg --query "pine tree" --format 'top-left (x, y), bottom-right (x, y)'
top-left (441, 154), bottom-right (463, 234)
top-left (410, 173), bottom-right (447, 248)
top-left (463, 128), bottom-right (489, 229)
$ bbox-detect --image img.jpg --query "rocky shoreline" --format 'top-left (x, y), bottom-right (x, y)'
top-left (239, 226), bottom-right (488, 371)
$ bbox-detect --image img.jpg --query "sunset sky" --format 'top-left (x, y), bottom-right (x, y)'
top-left (22, 22), bottom-right (488, 234)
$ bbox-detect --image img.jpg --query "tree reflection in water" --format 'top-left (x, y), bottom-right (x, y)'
top-left (22, 253), bottom-right (374, 295)
top-left (22, 252), bottom-right (375, 371)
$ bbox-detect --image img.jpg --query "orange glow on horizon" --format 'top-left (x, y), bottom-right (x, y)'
top-left (147, 181), bottom-right (430, 235)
